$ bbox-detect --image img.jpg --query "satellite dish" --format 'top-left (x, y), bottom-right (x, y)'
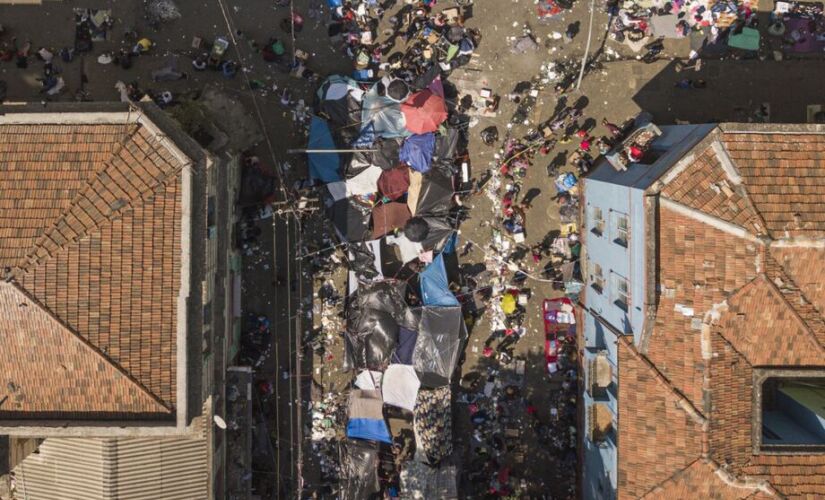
top-left (213, 415), bottom-right (227, 430)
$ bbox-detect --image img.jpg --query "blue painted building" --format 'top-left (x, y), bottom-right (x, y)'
top-left (579, 123), bottom-right (715, 500)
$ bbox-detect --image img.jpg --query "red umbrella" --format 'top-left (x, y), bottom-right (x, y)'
top-left (401, 89), bottom-right (448, 134)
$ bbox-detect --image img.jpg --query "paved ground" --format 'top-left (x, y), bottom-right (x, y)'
top-left (3, 0), bottom-right (825, 498)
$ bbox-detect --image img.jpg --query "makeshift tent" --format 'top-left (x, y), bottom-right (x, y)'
top-left (327, 165), bottom-right (383, 201)
top-left (420, 254), bottom-right (459, 307)
top-left (353, 122), bottom-right (376, 149)
top-left (386, 79), bottom-right (410, 102)
top-left (349, 240), bottom-right (382, 280)
top-left (355, 370), bottom-right (383, 390)
top-left (400, 133), bottom-right (436, 173)
top-left (433, 127), bottom-right (461, 163)
top-left (362, 86), bottom-right (409, 138)
top-left (413, 306), bottom-right (466, 387)
top-left (386, 233), bottom-right (424, 264)
top-left (377, 165), bottom-right (410, 201)
top-left (415, 170), bottom-right (454, 215)
top-left (382, 364), bottom-right (421, 411)
top-left (340, 440), bottom-right (380, 500)
top-left (420, 216), bottom-right (455, 251)
top-left (407, 170), bottom-right (423, 215)
top-left (404, 216), bottom-right (429, 243)
top-left (728, 27), bottom-right (760, 51)
top-left (345, 281), bottom-right (414, 370)
top-left (349, 137), bottom-right (403, 176)
top-left (347, 390), bottom-right (391, 443)
top-left (400, 461), bottom-right (459, 500)
top-left (393, 326), bottom-right (419, 364)
top-left (327, 196), bottom-right (370, 242)
top-left (372, 202), bottom-right (411, 239)
top-left (401, 90), bottom-right (448, 134)
top-left (317, 74), bottom-right (362, 102)
top-left (308, 117), bottom-right (342, 183)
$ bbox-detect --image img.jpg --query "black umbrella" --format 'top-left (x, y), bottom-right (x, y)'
top-left (387, 79), bottom-right (410, 102)
top-left (404, 216), bottom-right (430, 242)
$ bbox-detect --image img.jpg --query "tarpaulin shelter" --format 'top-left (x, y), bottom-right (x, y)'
top-left (340, 440), bottom-right (380, 500)
top-left (400, 133), bottom-right (436, 173)
top-left (378, 165), bottom-right (410, 201)
top-left (403, 216), bottom-right (429, 242)
top-left (400, 461), bottom-right (458, 500)
top-left (401, 90), bottom-right (448, 134)
top-left (355, 370), bottom-right (383, 390)
top-left (434, 127), bottom-right (461, 163)
top-left (386, 79), bottom-right (410, 102)
top-left (345, 281), bottom-right (415, 370)
top-left (362, 86), bottom-right (409, 138)
top-left (347, 389), bottom-right (391, 443)
top-left (419, 216), bottom-right (455, 251)
top-left (317, 74), bottom-right (362, 102)
top-left (382, 364), bottom-right (421, 411)
top-left (327, 196), bottom-right (370, 242)
top-left (316, 76), bottom-right (363, 145)
top-left (415, 170), bottom-right (454, 216)
top-left (393, 326), bottom-right (419, 364)
top-left (372, 202), bottom-right (411, 239)
top-left (413, 306), bottom-right (466, 387)
top-left (348, 240), bottom-right (382, 281)
top-left (350, 137), bottom-right (403, 175)
top-left (327, 165), bottom-right (382, 201)
top-left (308, 116), bottom-right (342, 183)
top-left (420, 254), bottom-right (459, 307)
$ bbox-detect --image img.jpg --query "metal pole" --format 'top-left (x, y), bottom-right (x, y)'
top-left (576, 0), bottom-right (597, 90)
top-left (286, 148), bottom-right (378, 154)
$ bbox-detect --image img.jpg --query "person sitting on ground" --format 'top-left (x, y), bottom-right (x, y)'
top-left (192, 53), bottom-right (208, 70)
top-left (262, 38), bottom-right (286, 62)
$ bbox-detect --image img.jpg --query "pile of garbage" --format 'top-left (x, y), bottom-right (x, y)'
top-left (310, 393), bottom-right (346, 483)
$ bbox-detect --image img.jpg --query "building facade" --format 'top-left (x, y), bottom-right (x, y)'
top-left (581, 122), bottom-right (825, 499)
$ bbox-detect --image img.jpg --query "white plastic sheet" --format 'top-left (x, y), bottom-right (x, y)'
top-left (382, 364), bottom-right (420, 411)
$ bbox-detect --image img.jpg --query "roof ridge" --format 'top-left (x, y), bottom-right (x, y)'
top-left (4, 281), bottom-right (173, 414)
top-left (14, 124), bottom-right (185, 275)
top-left (762, 254), bottom-right (825, 349)
top-left (618, 335), bottom-right (708, 426)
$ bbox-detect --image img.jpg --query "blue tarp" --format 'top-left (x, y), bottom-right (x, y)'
top-left (400, 133), bottom-right (436, 173)
top-left (393, 327), bottom-right (418, 365)
top-left (354, 122), bottom-right (376, 149)
top-left (442, 232), bottom-right (458, 254)
top-left (308, 116), bottom-right (342, 183)
top-left (327, 0), bottom-right (343, 7)
top-left (347, 418), bottom-right (392, 443)
top-left (362, 86), bottom-right (409, 139)
top-left (420, 254), bottom-right (459, 307)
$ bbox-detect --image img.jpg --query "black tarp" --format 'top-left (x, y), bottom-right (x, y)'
top-left (348, 137), bottom-right (403, 176)
top-left (411, 64), bottom-right (441, 91)
top-left (349, 242), bottom-right (381, 280)
top-left (415, 171), bottom-right (454, 216)
top-left (345, 281), bottom-right (417, 370)
top-left (433, 127), bottom-right (460, 163)
top-left (319, 93), bottom-right (362, 147)
top-left (327, 196), bottom-right (371, 242)
top-left (340, 440), bottom-right (380, 500)
top-left (421, 216), bottom-right (456, 252)
top-left (412, 306), bottom-right (466, 387)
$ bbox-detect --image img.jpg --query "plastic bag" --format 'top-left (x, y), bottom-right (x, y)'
top-left (480, 126), bottom-right (499, 146)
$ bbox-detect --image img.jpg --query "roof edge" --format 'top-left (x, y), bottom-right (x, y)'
top-left (719, 122), bottom-right (825, 134)
top-left (660, 197), bottom-right (763, 244)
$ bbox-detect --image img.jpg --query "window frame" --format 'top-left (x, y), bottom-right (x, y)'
top-left (612, 274), bottom-right (629, 311)
top-left (753, 369), bottom-right (825, 454)
top-left (613, 212), bottom-right (629, 247)
top-left (590, 262), bottom-right (605, 294)
top-left (590, 206), bottom-right (605, 236)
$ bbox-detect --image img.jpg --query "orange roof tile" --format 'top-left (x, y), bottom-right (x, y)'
top-left (0, 119), bottom-right (187, 417)
top-left (641, 460), bottom-right (769, 500)
top-left (721, 132), bottom-right (825, 238)
top-left (617, 340), bottom-right (704, 499)
top-left (0, 283), bottom-right (169, 415)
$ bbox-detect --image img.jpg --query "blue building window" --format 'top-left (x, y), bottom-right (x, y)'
top-left (590, 207), bottom-right (605, 236)
top-left (612, 275), bottom-right (629, 311)
top-left (613, 213), bottom-right (629, 247)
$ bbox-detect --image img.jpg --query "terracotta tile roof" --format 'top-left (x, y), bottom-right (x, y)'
top-left (719, 275), bottom-right (825, 366)
top-left (645, 206), bottom-right (760, 407)
top-left (617, 339), bottom-right (704, 499)
top-left (0, 282), bottom-right (169, 415)
top-left (641, 460), bottom-right (769, 500)
top-left (770, 247), bottom-right (825, 315)
top-left (0, 119), bottom-right (188, 417)
top-left (721, 132), bottom-right (825, 238)
top-left (660, 146), bottom-right (766, 234)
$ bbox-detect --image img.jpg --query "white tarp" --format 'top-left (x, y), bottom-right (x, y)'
top-left (355, 370), bottom-right (383, 391)
top-left (328, 166), bottom-right (384, 201)
top-left (382, 364), bottom-right (421, 411)
top-left (385, 234), bottom-right (423, 264)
